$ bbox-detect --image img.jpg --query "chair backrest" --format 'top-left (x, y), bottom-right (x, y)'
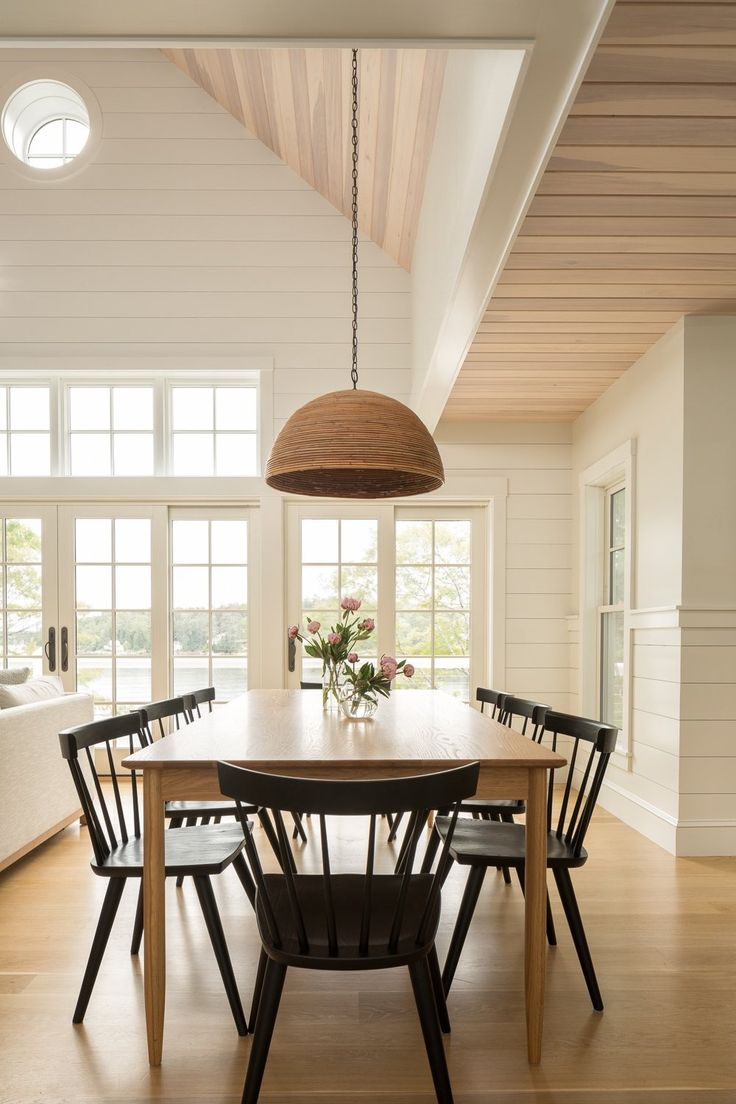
top-left (59, 712), bottom-right (146, 866)
top-left (501, 695), bottom-right (548, 740)
top-left (141, 694), bottom-right (193, 742)
top-left (217, 761), bottom-right (480, 956)
top-left (300, 681), bottom-right (322, 690)
top-left (541, 711), bottom-right (618, 856)
top-left (190, 686), bottom-right (216, 717)
top-left (476, 686), bottom-right (506, 719)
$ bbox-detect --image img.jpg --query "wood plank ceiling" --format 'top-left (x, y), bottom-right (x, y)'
top-left (444, 0), bottom-right (736, 421)
top-left (163, 48), bottom-right (446, 271)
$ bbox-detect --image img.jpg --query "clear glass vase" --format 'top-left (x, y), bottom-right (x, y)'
top-left (321, 663), bottom-right (343, 709)
top-left (338, 686), bottom-right (378, 720)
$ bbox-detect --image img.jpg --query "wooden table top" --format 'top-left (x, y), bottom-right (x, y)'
top-left (123, 690), bottom-right (566, 772)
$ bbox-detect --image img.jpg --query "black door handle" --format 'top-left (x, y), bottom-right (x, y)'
top-left (288, 636), bottom-right (296, 673)
top-left (44, 627), bottom-right (56, 672)
top-left (61, 625), bottom-right (69, 672)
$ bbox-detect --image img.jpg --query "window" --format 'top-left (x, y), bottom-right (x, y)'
top-left (170, 386), bottom-right (257, 476)
top-left (68, 386), bottom-right (155, 475)
top-left (171, 516), bottom-right (249, 701)
top-left (72, 517), bottom-right (153, 716)
top-left (0, 386), bottom-right (51, 475)
top-left (0, 517), bottom-right (44, 677)
top-left (395, 518), bottom-right (472, 699)
top-left (2, 80), bottom-right (90, 170)
top-left (599, 485), bottom-right (625, 729)
top-left (299, 517), bottom-right (378, 683)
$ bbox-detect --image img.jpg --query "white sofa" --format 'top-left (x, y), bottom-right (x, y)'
top-left (0, 692), bottom-right (94, 871)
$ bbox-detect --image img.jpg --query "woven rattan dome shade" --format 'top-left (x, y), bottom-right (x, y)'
top-left (265, 389), bottom-right (444, 498)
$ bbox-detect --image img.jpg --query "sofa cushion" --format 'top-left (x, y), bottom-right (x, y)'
top-left (0, 667), bottom-right (32, 685)
top-left (0, 675), bottom-right (65, 709)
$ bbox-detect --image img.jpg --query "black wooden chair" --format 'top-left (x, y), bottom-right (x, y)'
top-left (218, 760), bottom-right (480, 1104)
top-left (432, 710), bottom-right (618, 1010)
top-left (59, 712), bottom-right (253, 1034)
top-left (421, 695), bottom-right (549, 883)
top-left (188, 685), bottom-right (216, 718)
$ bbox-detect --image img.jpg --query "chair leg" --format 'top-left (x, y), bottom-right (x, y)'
top-left (192, 875), bottom-right (248, 1036)
top-left (232, 852), bottom-right (257, 909)
top-left (553, 867), bottom-right (603, 1011)
top-left (242, 958), bottom-right (287, 1104)
top-left (73, 878), bottom-right (126, 1023)
top-left (249, 948), bottom-right (268, 1029)
top-left (176, 815), bottom-right (199, 887)
top-left (427, 944), bottom-right (451, 1034)
top-left (387, 810), bottom-right (404, 843)
top-left (130, 881), bottom-right (144, 955)
top-left (442, 865), bottom-right (487, 996)
top-left (168, 815), bottom-right (184, 829)
top-left (408, 957), bottom-right (454, 1104)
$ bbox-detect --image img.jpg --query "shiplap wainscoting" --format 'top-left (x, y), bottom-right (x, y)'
top-left (436, 420), bottom-right (575, 712)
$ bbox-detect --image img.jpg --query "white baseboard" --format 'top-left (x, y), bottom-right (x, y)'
top-left (598, 779), bottom-right (736, 857)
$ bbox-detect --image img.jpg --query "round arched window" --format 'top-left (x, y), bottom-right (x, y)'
top-left (2, 80), bottom-right (90, 169)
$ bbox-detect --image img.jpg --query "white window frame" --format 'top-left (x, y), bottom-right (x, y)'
top-left (166, 379), bottom-right (260, 478)
top-left (285, 501), bottom-right (487, 703)
top-left (579, 439), bottom-right (636, 761)
top-left (0, 366), bottom-right (268, 479)
top-left (63, 381), bottom-right (157, 478)
top-left (169, 505), bottom-right (261, 695)
top-left (598, 481), bottom-right (625, 731)
top-left (0, 380), bottom-right (56, 476)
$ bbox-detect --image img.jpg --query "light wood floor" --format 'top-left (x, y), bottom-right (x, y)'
top-left (1, 799), bottom-right (735, 1104)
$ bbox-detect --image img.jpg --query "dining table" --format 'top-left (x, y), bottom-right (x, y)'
top-left (122, 688), bottom-right (566, 1068)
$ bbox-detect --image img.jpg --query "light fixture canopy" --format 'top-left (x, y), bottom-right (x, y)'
top-left (264, 49), bottom-right (444, 500)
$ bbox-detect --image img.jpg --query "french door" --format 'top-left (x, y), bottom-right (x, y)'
top-left (286, 503), bottom-right (487, 702)
top-left (1, 501), bottom-right (255, 716)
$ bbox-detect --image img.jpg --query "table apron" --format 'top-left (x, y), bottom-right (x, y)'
top-left (153, 764), bottom-right (537, 802)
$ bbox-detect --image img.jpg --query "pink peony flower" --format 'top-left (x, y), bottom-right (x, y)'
top-left (327, 632), bottom-right (342, 645)
top-left (348, 652), bottom-right (359, 664)
top-left (380, 654), bottom-right (398, 680)
top-left (288, 624), bottom-right (299, 639)
top-left (403, 663), bottom-right (415, 678)
top-left (306, 620), bottom-right (320, 633)
top-left (340, 596), bottom-right (362, 611)
top-left (358, 617), bottom-right (375, 632)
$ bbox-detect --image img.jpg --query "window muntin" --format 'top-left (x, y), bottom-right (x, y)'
top-left (2, 80), bottom-right (90, 170)
top-left (73, 517), bottom-right (153, 717)
top-left (599, 485), bottom-right (625, 730)
top-left (170, 386), bottom-right (257, 476)
top-left (0, 517), bottom-right (44, 677)
top-left (299, 517), bottom-right (378, 683)
top-left (171, 517), bottom-right (249, 701)
top-left (67, 385), bottom-right (155, 476)
top-left (395, 519), bottom-right (471, 700)
top-left (0, 386), bottom-right (51, 475)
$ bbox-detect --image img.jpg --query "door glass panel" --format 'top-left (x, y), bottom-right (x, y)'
top-left (73, 517), bottom-right (152, 715)
top-left (298, 518), bottom-right (378, 683)
top-left (395, 517), bottom-right (472, 700)
top-left (0, 518), bottom-right (44, 675)
top-left (171, 517), bottom-right (248, 701)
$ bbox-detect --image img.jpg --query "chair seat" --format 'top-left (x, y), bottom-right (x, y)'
top-left (459, 798), bottom-right (525, 814)
top-left (256, 873), bottom-right (440, 969)
top-left (436, 817), bottom-right (588, 869)
top-left (92, 824), bottom-right (246, 878)
top-left (166, 799), bottom-right (246, 818)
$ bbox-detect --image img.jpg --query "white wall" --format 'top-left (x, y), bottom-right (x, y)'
top-left (436, 420), bottom-right (574, 709)
top-left (0, 48), bottom-right (411, 438)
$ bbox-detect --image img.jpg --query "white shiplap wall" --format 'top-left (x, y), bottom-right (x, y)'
top-left (0, 49), bottom-right (411, 434)
top-left (436, 420), bottom-right (574, 710)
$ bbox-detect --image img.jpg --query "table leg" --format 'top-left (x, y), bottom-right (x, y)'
top-left (524, 767), bottom-right (547, 1064)
top-left (143, 769), bottom-right (166, 1066)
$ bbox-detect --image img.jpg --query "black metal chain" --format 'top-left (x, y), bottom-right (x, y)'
top-left (350, 48), bottom-right (359, 390)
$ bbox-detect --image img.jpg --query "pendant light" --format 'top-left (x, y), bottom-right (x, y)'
top-left (265, 49), bottom-right (444, 499)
